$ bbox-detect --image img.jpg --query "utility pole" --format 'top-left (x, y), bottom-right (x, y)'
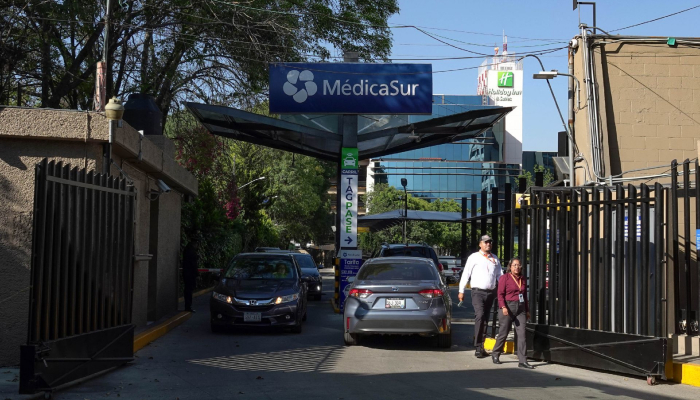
top-left (95, 0), bottom-right (113, 111)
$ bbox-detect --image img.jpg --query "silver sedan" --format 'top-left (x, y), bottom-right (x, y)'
top-left (343, 257), bottom-right (452, 348)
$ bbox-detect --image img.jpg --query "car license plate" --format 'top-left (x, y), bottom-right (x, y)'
top-left (244, 312), bottom-right (261, 322)
top-left (385, 298), bottom-right (405, 309)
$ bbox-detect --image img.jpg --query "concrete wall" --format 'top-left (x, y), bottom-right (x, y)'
top-left (0, 107), bottom-right (197, 366)
top-left (573, 39), bottom-right (700, 184)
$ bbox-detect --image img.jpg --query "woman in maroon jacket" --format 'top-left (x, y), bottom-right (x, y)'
top-left (492, 258), bottom-right (534, 369)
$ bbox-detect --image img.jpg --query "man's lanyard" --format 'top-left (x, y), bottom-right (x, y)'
top-left (480, 251), bottom-right (496, 265)
top-left (510, 273), bottom-right (522, 290)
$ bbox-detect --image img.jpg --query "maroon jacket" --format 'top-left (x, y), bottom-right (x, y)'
top-left (497, 273), bottom-right (528, 312)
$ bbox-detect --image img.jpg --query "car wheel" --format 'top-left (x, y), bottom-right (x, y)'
top-left (344, 331), bottom-right (359, 346)
top-left (437, 331), bottom-right (452, 349)
top-left (302, 310), bottom-right (308, 321)
top-left (291, 319), bottom-right (303, 333)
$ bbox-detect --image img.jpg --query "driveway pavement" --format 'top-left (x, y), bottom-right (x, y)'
top-left (29, 269), bottom-right (700, 400)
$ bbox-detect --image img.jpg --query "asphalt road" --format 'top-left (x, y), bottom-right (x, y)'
top-left (50, 269), bottom-right (698, 400)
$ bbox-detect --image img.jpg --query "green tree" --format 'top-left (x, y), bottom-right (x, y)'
top-left (519, 164), bottom-right (554, 191)
top-left (2, 0), bottom-right (399, 117)
top-left (359, 184), bottom-right (467, 256)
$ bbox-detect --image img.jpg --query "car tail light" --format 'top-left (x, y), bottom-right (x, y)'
top-left (346, 317), bottom-right (350, 330)
top-left (419, 289), bottom-right (444, 298)
top-left (349, 288), bottom-right (372, 299)
top-left (437, 263), bottom-right (444, 272)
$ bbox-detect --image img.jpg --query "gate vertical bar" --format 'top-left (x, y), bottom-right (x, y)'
top-left (530, 192), bottom-right (539, 323)
top-left (570, 188), bottom-right (579, 327)
top-left (603, 188), bottom-right (612, 332)
top-left (550, 193), bottom-right (559, 326)
top-left (628, 185), bottom-right (638, 334)
top-left (67, 167), bottom-right (78, 337)
top-left (682, 159), bottom-right (693, 335)
top-left (640, 183), bottom-right (651, 336)
top-left (615, 185), bottom-right (625, 332)
top-left (461, 197), bottom-right (467, 274)
top-left (539, 192), bottom-right (548, 324)
top-left (492, 187), bottom-right (499, 255)
top-left (670, 160), bottom-right (680, 333)
top-left (655, 182), bottom-right (665, 337)
top-left (505, 183), bottom-right (512, 261)
top-left (591, 188), bottom-right (600, 330)
top-left (471, 194), bottom-right (478, 251)
top-left (520, 197), bottom-right (530, 321)
top-left (581, 190), bottom-right (589, 329)
top-left (696, 161), bottom-right (700, 337)
top-left (28, 160), bottom-right (48, 342)
top-left (481, 191), bottom-right (488, 238)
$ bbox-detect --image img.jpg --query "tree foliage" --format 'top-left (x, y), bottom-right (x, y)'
top-left (1, 0), bottom-right (398, 118)
top-left (358, 184), bottom-right (467, 257)
top-left (520, 164), bottom-right (555, 190)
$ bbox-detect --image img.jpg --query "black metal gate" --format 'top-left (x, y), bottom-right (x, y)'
top-left (20, 159), bottom-right (136, 394)
top-left (519, 182), bottom-right (670, 381)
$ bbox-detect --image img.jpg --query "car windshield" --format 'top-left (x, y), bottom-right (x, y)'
top-left (357, 262), bottom-right (437, 281)
top-left (293, 254), bottom-right (317, 270)
top-left (224, 256), bottom-right (297, 280)
top-left (383, 247), bottom-right (430, 258)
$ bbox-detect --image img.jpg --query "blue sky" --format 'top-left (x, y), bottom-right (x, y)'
top-left (386, 0), bottom-right (700, 151)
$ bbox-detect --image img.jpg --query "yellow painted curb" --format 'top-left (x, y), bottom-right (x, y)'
top-left (331, 299), bottom-right (340, 314)
top-left (133, 312), bottom-right (193, 353)
top-left (483, 337), bottom-right (514, 354)
top-left (672, 361), bottom-right (700, 388)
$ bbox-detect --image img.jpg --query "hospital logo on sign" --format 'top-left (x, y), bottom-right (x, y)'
top-left (497, 71), bottom-right (514, 88)
top-left (283, 70), bottom-right (317, 103)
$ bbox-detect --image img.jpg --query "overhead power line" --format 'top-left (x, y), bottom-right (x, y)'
top-left (610, 4), bottom-right (700, 32)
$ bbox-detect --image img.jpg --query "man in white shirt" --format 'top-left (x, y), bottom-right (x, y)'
top-left (458, 235), bottom-right (503, 358)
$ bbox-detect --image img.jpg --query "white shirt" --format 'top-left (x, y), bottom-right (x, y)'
top-left (458, 251), bottom-right (503, 293)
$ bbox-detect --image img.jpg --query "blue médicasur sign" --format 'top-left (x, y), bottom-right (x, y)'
top-left (269, 63), bottom-right (433, 114)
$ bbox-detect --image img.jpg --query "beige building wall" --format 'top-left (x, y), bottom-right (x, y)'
top-left (0, 107), bottom-right (197, 366)
top-left (572, 38), bottom-right (700, 185)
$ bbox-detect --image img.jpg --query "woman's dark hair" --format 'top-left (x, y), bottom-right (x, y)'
top-left (505, 257), bottom-right (521, 274)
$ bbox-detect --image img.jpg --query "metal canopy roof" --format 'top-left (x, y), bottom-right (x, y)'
top-left (358, 209), bottom-right (467, 232)
top-left (186, 102), bottom-right (513, 161)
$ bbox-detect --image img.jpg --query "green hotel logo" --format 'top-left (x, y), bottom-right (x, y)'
top-left (497, 71), bottom-right (514, 88)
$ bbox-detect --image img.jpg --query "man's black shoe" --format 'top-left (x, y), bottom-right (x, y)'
top-left (474, 350), bottom-right (486, 358)
top-left (480, 348), bottom-right (490, 358)
top-left (492, 355), bottom-right (502, 364)
top-left (518, 362), bottom-right (535, 369)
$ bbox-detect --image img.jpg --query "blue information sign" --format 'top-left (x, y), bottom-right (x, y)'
top-left (269, 63), bottom-right (433, 114)
top-left (339, 253), bottom-right (363, 312)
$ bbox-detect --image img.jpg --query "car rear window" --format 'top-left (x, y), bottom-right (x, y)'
top-left (224, 256), bottom-right (297, 280)
top-left (292, 254), bottom-right (317, 270)
top-left (383, 247), bottom-right (431, 258)
top-left (356, 262), bottom-right (437, 281)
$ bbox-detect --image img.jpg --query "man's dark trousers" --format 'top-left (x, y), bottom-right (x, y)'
top-left (471, 288), bottom-right (496, 351)
top-left (183, 277), bottom-right (195, 311)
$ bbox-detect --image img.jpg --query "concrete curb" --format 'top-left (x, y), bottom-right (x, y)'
top-left (672, 361), bottom-right (700, 387)
top-left (483, 337), bottom-right (514, 354)
top-left (133, 312), bottom-right (193, 353)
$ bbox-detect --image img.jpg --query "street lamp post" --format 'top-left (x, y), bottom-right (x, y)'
top-left (532, 69), bottom-right (581, 187)
top-left (237, 176), bottom-right (266, 190)
top-left (401, 178), bottom-right (408, 243)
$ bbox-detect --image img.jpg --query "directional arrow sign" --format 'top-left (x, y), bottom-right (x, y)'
top-left (344, 237), bottom-right (353, 245)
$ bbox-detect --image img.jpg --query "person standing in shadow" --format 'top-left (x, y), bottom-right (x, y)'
top-left (182, 239), bottom-right (200, 313)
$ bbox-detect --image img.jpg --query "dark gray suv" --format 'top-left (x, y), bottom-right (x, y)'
top-left (378, 243), bottom-right (444, 276)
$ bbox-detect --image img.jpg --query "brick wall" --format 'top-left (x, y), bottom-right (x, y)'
top-left (573, 39), bottom-right (700, 185)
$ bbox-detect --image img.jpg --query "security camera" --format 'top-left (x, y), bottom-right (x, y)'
top-left (156, 179), bottom-right (171, 193)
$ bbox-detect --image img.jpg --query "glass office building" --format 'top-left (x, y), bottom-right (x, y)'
top-left (366, 95), bottom-right (521, 211)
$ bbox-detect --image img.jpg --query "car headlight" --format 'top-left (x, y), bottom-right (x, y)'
top-left (275, 293), bottom-right (299, 304)
top-left (212, 292), bottom-right (232, 304)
